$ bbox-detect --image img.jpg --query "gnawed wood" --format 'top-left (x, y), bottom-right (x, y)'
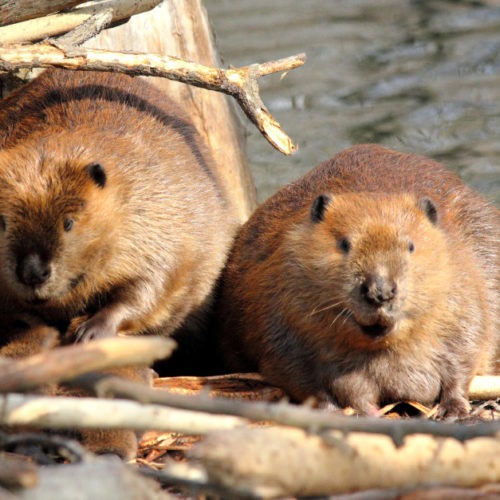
top-left (188, 426), bottom-right (500, 498)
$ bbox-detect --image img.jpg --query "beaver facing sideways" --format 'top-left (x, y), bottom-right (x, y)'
top-left (217, 144), bottom-right (499, 418)
top-left (0, 69), bottom-right (237, 457)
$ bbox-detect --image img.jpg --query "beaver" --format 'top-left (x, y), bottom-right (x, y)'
top-left (0, 68), bottom-right (235, 342)
top-left (0, 69), bottom-right (236, 455)
top-left (217, 144), bottom-right (499, 418)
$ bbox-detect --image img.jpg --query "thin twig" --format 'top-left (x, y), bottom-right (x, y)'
top-left (94, 376), bottom-right (500, 443)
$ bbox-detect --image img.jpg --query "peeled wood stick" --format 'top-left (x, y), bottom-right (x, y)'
top-left (0, 393), bottom-right (248, 435)
top-left (0, 0), bottom-right (85, 27)
top-left (0, 0), bottom-right (162, 43)
top-left (0, 336), bottom-right (175, 393)
top-left (189, 426), bottom-right (500, 498)
top-left (0, 43), bottom-right (305, 155)
top-left (94, 376), bottom-right (500, 443)
top-left (469, 375), bottom-right (500, 401)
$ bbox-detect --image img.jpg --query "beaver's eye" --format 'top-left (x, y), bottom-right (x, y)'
top-left (0, 216), bottom-right (5, 231)
top-left (408, 241), bottom-right (415, 253)
top-left (63, 218), bottom-right (74, 232)
top-left (337, 237), bottom-right (351, 254)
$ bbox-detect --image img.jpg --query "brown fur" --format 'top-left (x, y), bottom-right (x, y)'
top-left (0, 69), bottom-right (236, 455)
top-left (217, 144), bottom-right (499, 417)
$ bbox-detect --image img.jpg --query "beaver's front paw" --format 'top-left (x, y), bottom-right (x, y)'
top-left (66, 314), bottom-right (116, 344)
top-left (436, 395), bottom-right (470, 421)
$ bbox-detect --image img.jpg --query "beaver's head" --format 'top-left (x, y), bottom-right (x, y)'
top-left (0, 138), bottom-right (117, 308)
top-left (285, 192), bottom-right (449, 347)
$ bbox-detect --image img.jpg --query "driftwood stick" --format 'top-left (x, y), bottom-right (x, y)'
top-left (95, 376), bottom-right (500, 443)
top-left (50, 8), bottom-right (113, 50)
top-left (188, 426), bottom-right (500, 498)
top-left (0, 337), bottom-right (175, 393)
top-left (0, 0), bottom-right (163, 43)
top-left (0, 43), bottom-right (305, 154)
top-left (0, 0), bottom-right (86, 27)
top-left (469, 375), bottom-right (500, 401)
top-left (0, 393), bottom-right (248, 435)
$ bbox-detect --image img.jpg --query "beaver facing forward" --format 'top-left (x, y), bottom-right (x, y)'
top-left (0, 69), bottom-right (237, 457)
top-left (0, 69), bottom-right (235, 343)
top-left (217, 144), bottom-right (499, 417)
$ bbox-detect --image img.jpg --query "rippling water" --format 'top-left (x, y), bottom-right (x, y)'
top-left (205, 0), bottom-right (500, 204)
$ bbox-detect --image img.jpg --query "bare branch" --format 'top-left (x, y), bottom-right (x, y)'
top-left (0, 393), bottom-right (248, 435)
top-left (0, 337), bottom-right (175, 393)
top-left (0, 0), bottom-right (163, 43)
top-left (0, 1), bottom-right (86, 27)
top-left (0, 43), bottom-right (305, 154)
top-left (94, 376), bottom-right (500, 443)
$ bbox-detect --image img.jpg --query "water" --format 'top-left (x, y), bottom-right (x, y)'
top-left (204, 0), bottom-right (500, 204)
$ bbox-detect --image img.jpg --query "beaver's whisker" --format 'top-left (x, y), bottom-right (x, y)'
top-left (310, 299), bottom-right (344, 316)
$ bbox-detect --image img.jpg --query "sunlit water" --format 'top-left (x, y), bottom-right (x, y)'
top-left (205, 0), bottom-right (500, 205)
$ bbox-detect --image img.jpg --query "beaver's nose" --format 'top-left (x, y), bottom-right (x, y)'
top-left (360, 274), bottom-right (397, 307)
top-left (16, 253), bottom-right (51, 287)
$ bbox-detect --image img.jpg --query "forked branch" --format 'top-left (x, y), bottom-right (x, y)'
top-left (0, 43), bottom-right (305, 154)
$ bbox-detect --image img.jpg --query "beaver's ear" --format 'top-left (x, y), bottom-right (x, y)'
top-left (87, 162), bottom-right (106, 188)
top-left (418, 197), bottom-right (438, 225)
top-left (311, 194), bottom-right (332, 223)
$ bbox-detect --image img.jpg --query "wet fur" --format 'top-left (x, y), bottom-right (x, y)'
top-left (217, 144), bottom-right (499, 417)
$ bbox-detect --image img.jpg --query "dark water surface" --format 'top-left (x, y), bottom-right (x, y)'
top-left (204, 0), bottom-right (500, 204)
